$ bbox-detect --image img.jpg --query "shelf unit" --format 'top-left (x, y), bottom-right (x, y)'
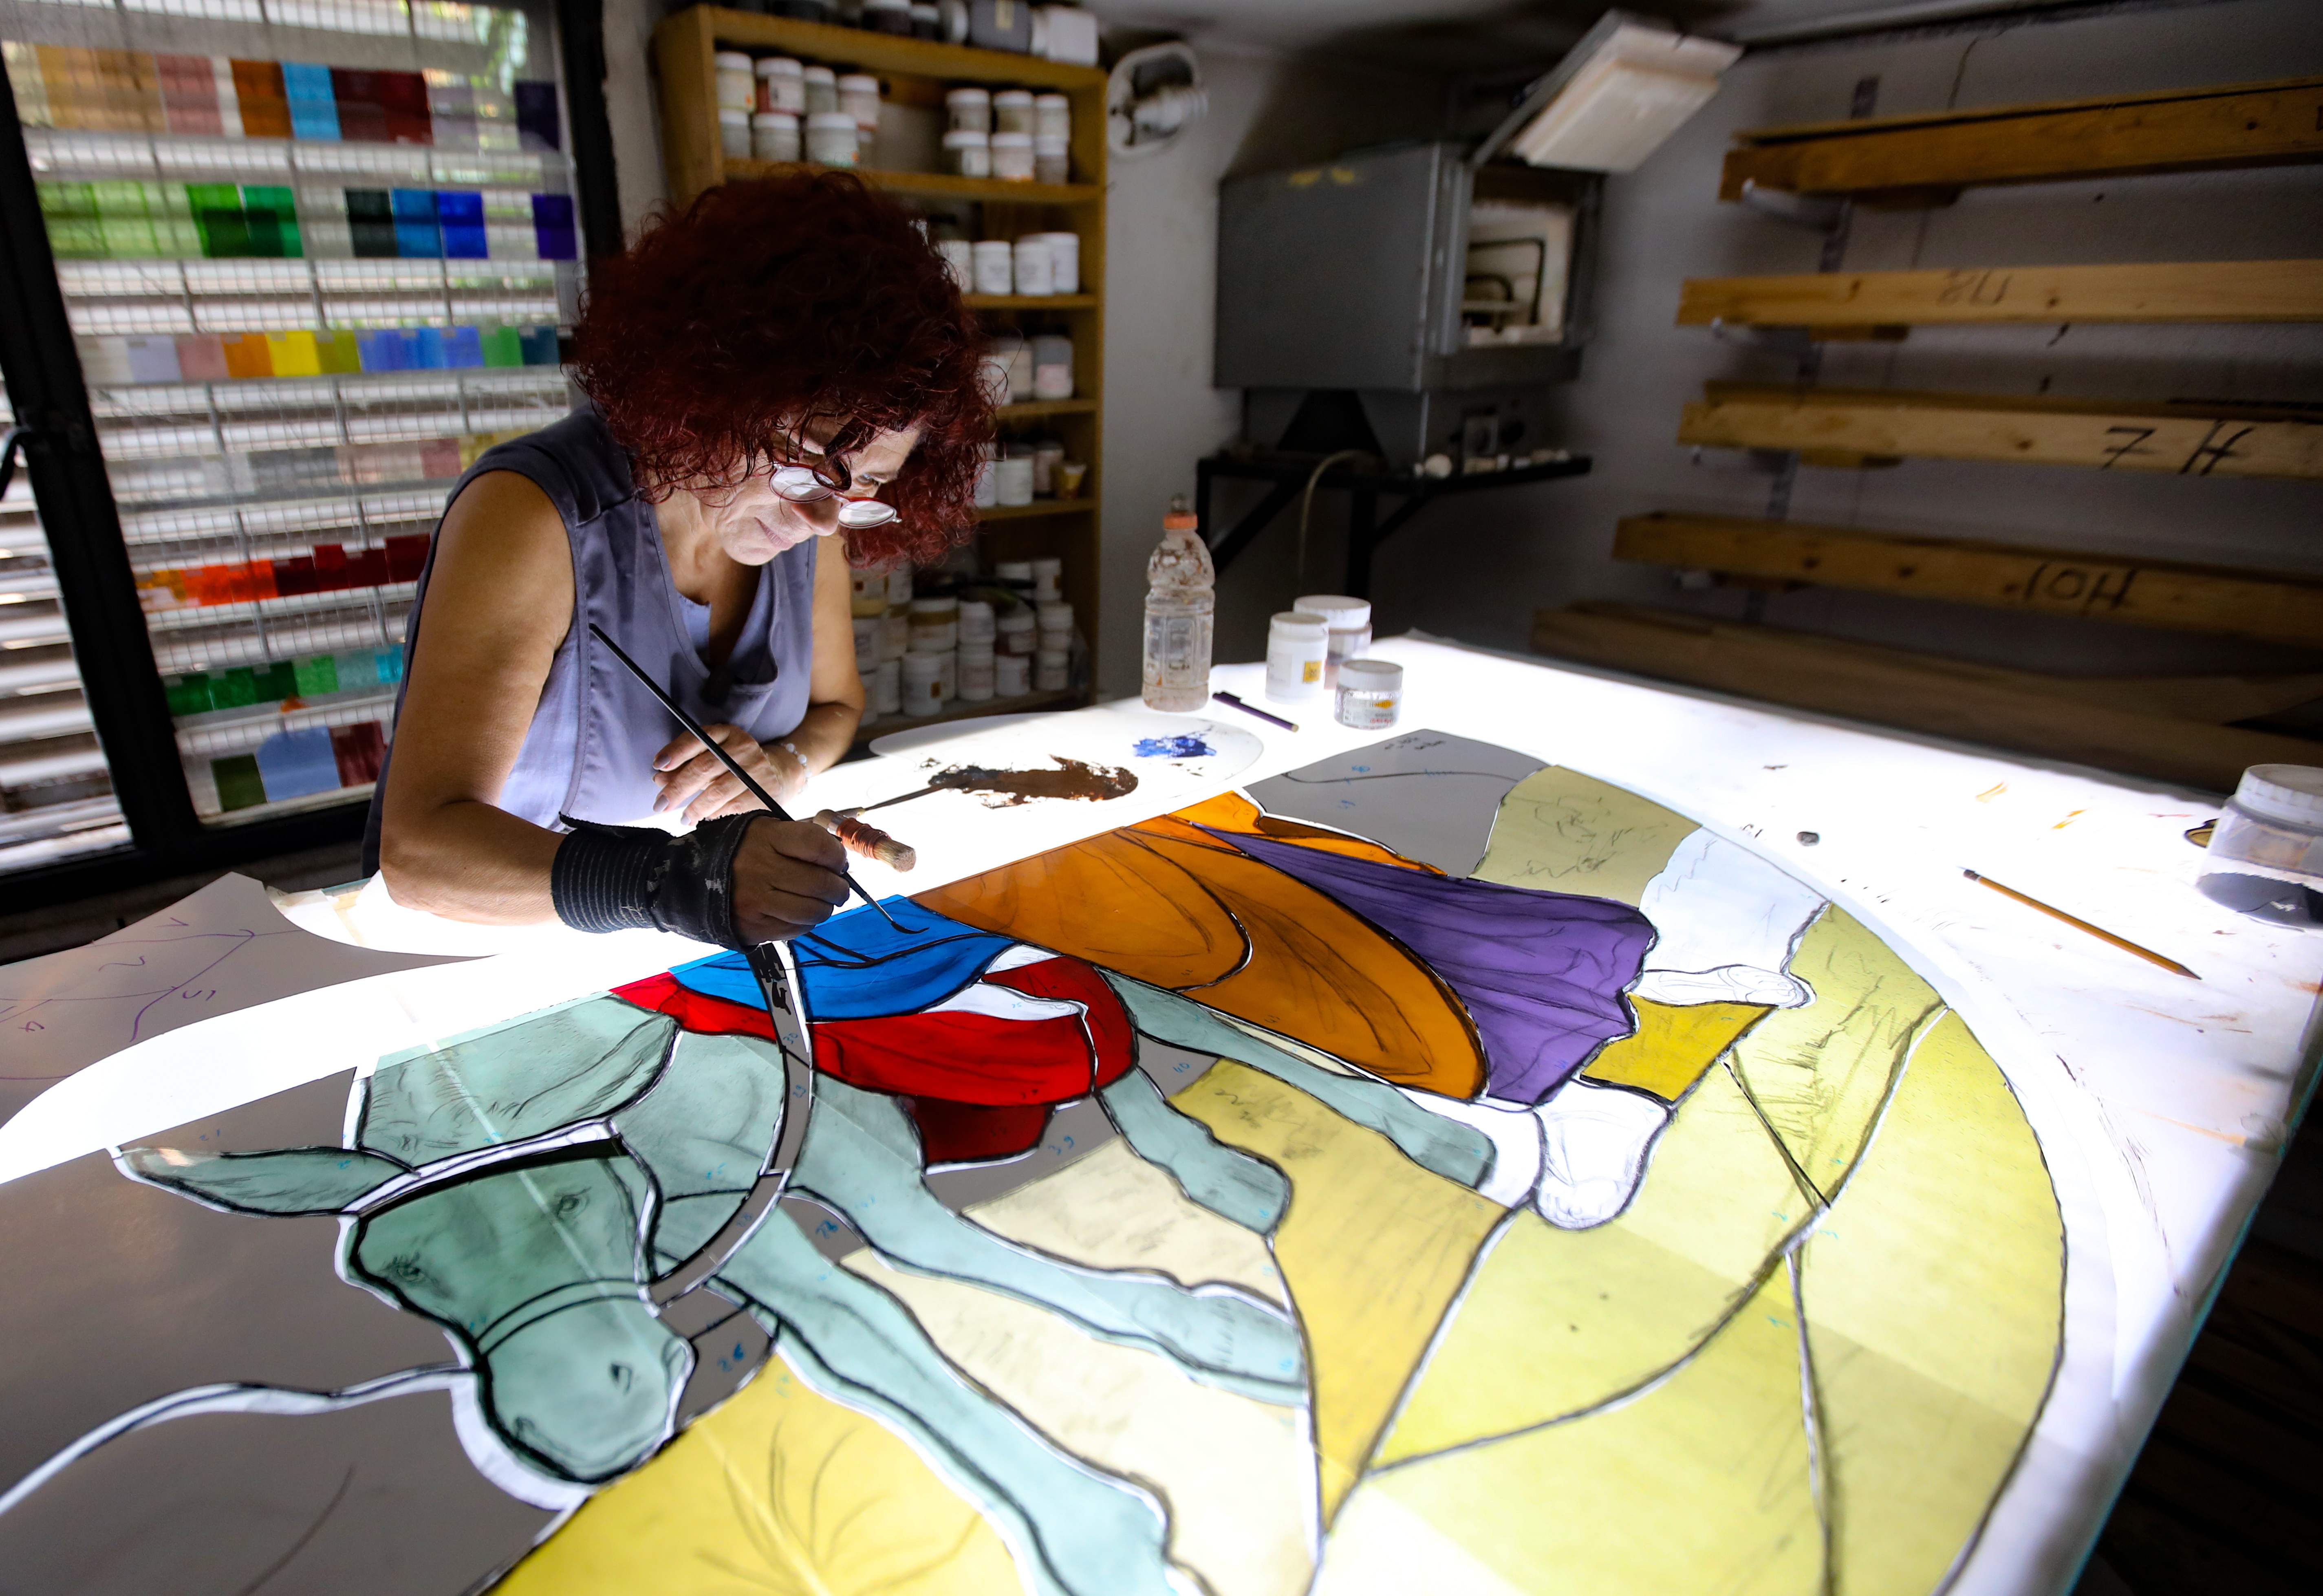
top-left (654, 7), bottom-right (1107, 709)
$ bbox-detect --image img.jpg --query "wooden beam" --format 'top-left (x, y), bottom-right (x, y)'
top-left (1678, 260), bottom-right (2323, 328)
top-left (1721, 76), bottom-right (2323, 202)
top-left (1529, 603), bottom-right (2323, 791)
top-left (1613, 511), bottom-right (2323, 649)
top-left (1677, 385), bottom-right (2323, 481)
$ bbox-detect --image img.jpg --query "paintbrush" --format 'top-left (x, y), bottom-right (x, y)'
top-left (1962, 868), bottom-right (2197, 980)
top-left (588, 622), bottom-right (909, 934)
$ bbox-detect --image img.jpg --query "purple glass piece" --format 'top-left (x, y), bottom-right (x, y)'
top-left (1213, 829), bottom-right (1654, 1104)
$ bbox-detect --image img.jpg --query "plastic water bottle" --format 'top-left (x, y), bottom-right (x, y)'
top-left (1142, 494), bottom-right (1214, 712)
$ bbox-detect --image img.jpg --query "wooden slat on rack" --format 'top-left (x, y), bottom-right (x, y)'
top-left (1677, 260), bottom-right (2323, 329)
top-left (1529, 602), bottom-right (2323, 791)
top-left (1677, 385), bottom-right (2323, 480)
top-left (1612, 511), bottom-right (2323, 649)
top-left (1721, 75), bottom-right (2323, 202)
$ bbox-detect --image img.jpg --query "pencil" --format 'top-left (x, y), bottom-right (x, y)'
top-left (1963, 868), bottom-right (2198, 981)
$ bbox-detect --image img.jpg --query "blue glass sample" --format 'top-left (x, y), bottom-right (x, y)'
top-left (434, 190), bottom-right (488, 259)
top-left (531, 192), bottom-right (577, 261)
top-left (281, 63), bottom-right (342, 141)
top-left (391, 188), bottom-right (441, 258)
top-left (254, 725), bottom-right (342, 801)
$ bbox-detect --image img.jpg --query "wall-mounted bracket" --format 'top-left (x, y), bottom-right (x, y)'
top-left (1737, 179), bottom-right (1847, 230)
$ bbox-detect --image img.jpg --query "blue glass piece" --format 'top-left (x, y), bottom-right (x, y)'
top-left (253, 724), bottom-right (342, 800)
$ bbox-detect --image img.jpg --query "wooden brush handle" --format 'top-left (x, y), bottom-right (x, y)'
top-left (812, 809), bottom-right (917, 872)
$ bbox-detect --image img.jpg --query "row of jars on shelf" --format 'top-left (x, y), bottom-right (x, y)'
top-left (715, 52), bottom-right (1074, 181)
top-left (695, 2), bottom-right (1099, 66)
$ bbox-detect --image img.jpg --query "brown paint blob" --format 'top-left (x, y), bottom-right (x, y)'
top-left (928, 757), bottom-right (1138, 806)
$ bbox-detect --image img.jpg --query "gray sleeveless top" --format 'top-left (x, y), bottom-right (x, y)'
top-left (363, 408), bottom-right (816, 871)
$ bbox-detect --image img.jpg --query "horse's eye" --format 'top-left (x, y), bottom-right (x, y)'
top-left (553, 1190), bottom-right (586, 1218)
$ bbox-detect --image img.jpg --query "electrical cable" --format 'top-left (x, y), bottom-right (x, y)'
top-left (1295, 450), bottom-right (1364, 595)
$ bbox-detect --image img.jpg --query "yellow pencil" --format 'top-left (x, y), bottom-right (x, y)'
top-left (1963, 869), bottom-right (2199, 981)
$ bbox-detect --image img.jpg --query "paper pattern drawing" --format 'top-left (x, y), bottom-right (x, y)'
top-left (0, 733), bottom-right (2065, 1596)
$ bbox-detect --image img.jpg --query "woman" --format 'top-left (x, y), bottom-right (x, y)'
top-left (366, 174), bottom-right (990, 949)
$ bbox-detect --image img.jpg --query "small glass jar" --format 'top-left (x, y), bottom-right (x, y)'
top-left (1034, 91), bottom-right (1070, 142)
top-left (838, 73), bottom-right (881, 134)
top-left (805, 112), bottom-right (859, 167)
top-left (945, 85), bottom-right (991, 134)
top-left (993, 89), bottom-right (1035, 135)
top-left (1033, 133), bottom-right (1068, 185)
top-left (718, 107), bottom-right (751, 159)
top-left (942, 128), bottom-right (990, 178)
top-left (991, 130), bottom-right (1034, 182)
top-left (715, 51), bottom-right (755, 115)
top-left (755, 57), bottom-right (804, 114)
top-left (1031, 333), bottom-right (1072, 400)
top-left (802, 64), bottom-right (838, 116)
top-left (1012, 235), bottom-right (1052, 296)
top-left (751, 111), bottom-right (802, 163)
top-left (1335, 659), bottom-right (1404, 729)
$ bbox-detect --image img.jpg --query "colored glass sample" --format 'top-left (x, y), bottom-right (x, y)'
top-left (344, 188), bottom-right (397, 258)
top-left (218, 333), bottom-right (273, 379)
top-left (291, 654), bottom-right (338, 696)
top-left (328, 67), bottom-right (388, 143)
top-left (531, 192), bottom-right (578, 261)
top-left (253, 724), bottom-right (340, 800)
top-left (480, 326), bottom-right (525, 368)
top-left (331, 721), bottom-right (388, 785)
top-left (210, 752), bottom-right (265, 810)
top-left (391, 188), bottom-right (441, 257)
top-left (264, 331), bottom-right (322, 377)
top-left (239, 185), bottom-right (300, 258)
top-left (174, 335), bottom-right (230, 381)
top-left (280, 63), bottom-right (340, 141)
top-left (434, 190), bottom-right (487, 259)
top-left (229, 59), bottom-right (291, 139)
top-left (155, 53), bottom-right (223, 136)
top-left (514, 80), bottom-right (562, 151)
top-left (164, 674), bottom-right (213, 717)
top-left (187, 183), bottom-right (249, 258)
top-left (520, 325), bottom-right (562, 366)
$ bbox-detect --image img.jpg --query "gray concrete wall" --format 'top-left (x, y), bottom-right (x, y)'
top-left (1372, 0), bottom-right (2323, 680)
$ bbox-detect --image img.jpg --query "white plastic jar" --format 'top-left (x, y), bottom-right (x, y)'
top-left (900, 652), bottom-right (944, 715)
top-left (973, 450), bottom-right (998, 508)
top-left (871, 658), bottom-right (901, 716)
top-left (838, 73), bottom-right (881, 134)
top-left (805, 112), bottom-right (859, 167)
top-left (1034, 649), bottom-right (1069, 693)
top-left (942, 129), bottom-right (990, 178)
top-left (957, 647), bottom-right (996, 702)
top-left (908, 595), bottom-right (960, 654)
top-left (1035, 231), bottom-right (1079, 293)
top-left (1031, 334), bottom-right (1072, 401)
top-left (1335, 658), bottom-right (1403, 729)
top-left (1029, 557), bottom-right (1062, 601)
top-left (946, 86), bottom-right (991, 134)
top-left (991, 130), bottom-right (1035, 182)
top-left (1012, 235), bottom-right (1052, 295)
top-left (1035, 598), bottom-right (1073, 646)
top-left (850, 613), bottom-right (882, 672)
top-left (755, 56), bottom-right (804, 114)
top-left (994, 452), bottom-right (1035, 506)
top-left (996, 606), bottom-right (1035, 656)
top-left (718, 107), bottom-right (752, 159)
top-left (802, 64), bottom-right (838, 116)
top-left (994, 651), bottom-right (1030, 697)
top-left (715, 52), bottom-right (755, 114)
top-left (1034, 134), bottom-right (1069, 185)
top-left (972, 240), bottom-right (1014, 296)
top-left (992, 88), bottom-right (1035, 134)
top-left (750, 111), bottom-right (801, 162)
top-left (1030, 437), bottom-right (1064, 494)
top-left (937, 236), bottom-right (972, 290)
top-left (1294, 594), bottom-right (1373, 688)
top-left (1265, 611), bottom-right (1329, 703)
top-left (2198, 763), bottom-right (2323, 925)
top-left (957, 598), bottom-right (996, 646)
top-left (1034, 92), bottom-right (1070, 141)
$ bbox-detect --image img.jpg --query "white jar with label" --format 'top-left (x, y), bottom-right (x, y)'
top-left (751, 111), bottom-right (802, 162)
top-left (994, 452), bottom-right (1034, 506)
top-left (900, 653), bottom-right (944, 716)
top-left (942, 129), bottom-right (990, 177)
top-left (1012, 235), bottom-right (1052, 295)
top-left (996, 606), bottom-right (1035, 655)
top-left (994, 651), bottom-right (1030, 697)
top-left (1031, 437), bottom-right (1064, 494)
top-left (1034, 91), bottom-right (1070, 141)
top-left (1005, 337), bottom-right (1034, 400)
top-left (715, 51), bottom-right (755, 114)
top-left (1294, 594), bottom-right (1373, 688)
top-left (1033, 133), bottom-right (1068, 185)
top-left (1264, 610), bottom-right (1329, 704)
top-left (1034, 649), bottom-right (1069, 693)
top-left (1031, 334), bottom-right (1071, 400)
top-left (957, 598), bottom-right (996, 646)
top-left (882, 602), bottom-right (909, 660)
top-left (806, 112), bottom-right (859, 167)
top-left (756, 56), bottom-right (805, 113)
top-left (1036, 231), bottom-right (1079, 293)
top-left (838, 73), bottom-right (881, 134)
top-left (1334, 658), bottom-right (1403, 729)
top-left (934, 648), bottom-right (959, 703)
top-left (1034, 599), bottom-right (1073, 648)
top-left (957, 646), bottom-right (996, 702)
top-left (719, 107), bottom-right (752, 159)
top-left (937, 237), bottom-right (972, 290)
top-left (908, 595), bottom-right (959, 653)
top-left (802, 64), bottom-right (838, 116)
top-left (871, 657), bottom-right (901, 716)
top-left (945, 84), bottom-right (991, 133)
top-left (991, 130), bottom-right (1035, 182)
top-left (1029, 557), bottom-right (1062, 601)
top-left (851, 613), bottom-right (882, 671)
top-left (992, 88), bottom-right (1035, 134)
top-left (972, 240), bottom-right (1014, 296)
top-left (973, 449), bottom-right (998, 508)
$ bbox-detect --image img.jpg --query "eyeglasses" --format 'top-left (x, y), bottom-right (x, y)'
top-left (771, 465), bottom-right (899, 528)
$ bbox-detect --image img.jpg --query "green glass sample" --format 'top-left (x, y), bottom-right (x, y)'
top-left (212, 753), bottom-right (266, 810)
top-left (164, 673), bottom-right (214, 716)
top-left (292, 654), bottom-right (339, 696)
top-left (211, 666), bottom-right (258, 709)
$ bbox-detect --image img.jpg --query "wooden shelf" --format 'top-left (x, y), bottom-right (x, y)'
top-left (1531, 602), bottom-right (2322, 793)
top-left (1613, 511), bottom-right (2323, 650)
top-left (995, 398), bottom-right (1097, 421)
top-left (964, 294), bottom-right (1100, 311)
top-left (724, 160), bottom-right (1103, 207)
top-left (1677, 384), bottom-right (2323, 480)
top-left (979, 500), bottom-right (1093, 521)
top-left (1721, 75), bottom-right (2323, 205)
top-left (673, 9), bottom-right (1106, 92)
top-left (1678, 260), bottom-right (2323, 333)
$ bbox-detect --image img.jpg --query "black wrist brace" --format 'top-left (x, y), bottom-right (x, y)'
top-left (549, 813), bottom-right (762, 949)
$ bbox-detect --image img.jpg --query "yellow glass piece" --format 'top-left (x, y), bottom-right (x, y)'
top-left (1175, 1062), bottom-right (1503, 1523)
top-left (1584, 998), bottom-right (1771, 1101)
top-left (263, 330), bottom-right (322, 377)
top-left (1377, 1062), bottom-right (1803, 1466)
top-left (1470, 766), bottom-right (1698, 905)
top-left (317, 330), bottom-right (362, 374)
top-left (1801, 1010), bottom-right (2064, 1594)
top-left (965, 1138), bottom-right (1287, 1307)
top-left (496, 1349), bottom-right (1025, 1596)
top-left (1322, 1269), bottom-right (1822, 1596)
top-left (845, 1254), bottom-right (1316, 1596)
top-left (1727, 908), bottom-right (1942, 1198)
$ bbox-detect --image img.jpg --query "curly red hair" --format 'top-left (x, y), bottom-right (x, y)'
top-left (571, 172), bottom-right (990, 567)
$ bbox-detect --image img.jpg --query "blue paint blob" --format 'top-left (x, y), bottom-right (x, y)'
top-left (1133, 734), bottom-right (1215, 758)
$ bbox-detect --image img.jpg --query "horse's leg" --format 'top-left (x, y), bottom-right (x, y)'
top-left (1097, 1067), bottom-right (1288, 1234)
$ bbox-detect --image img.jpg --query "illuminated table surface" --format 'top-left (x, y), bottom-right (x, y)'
top-left (4, 634), bottom-right (2317, 1595)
